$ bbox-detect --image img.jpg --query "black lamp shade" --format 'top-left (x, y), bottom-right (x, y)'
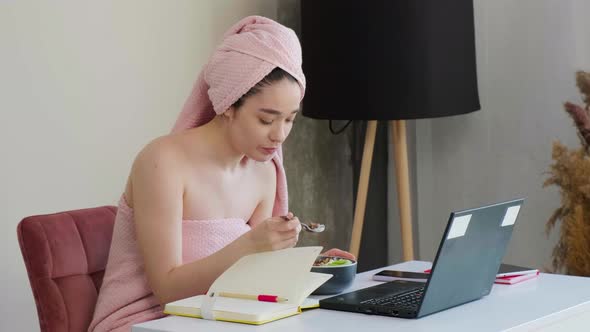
top-left (300, 0), bottom-right (481, 120)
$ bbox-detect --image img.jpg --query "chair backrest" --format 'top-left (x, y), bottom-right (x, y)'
top-left (17, 206), bottom-right (116, 332)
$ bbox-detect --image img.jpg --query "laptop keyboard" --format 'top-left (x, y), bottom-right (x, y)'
top-left (360, 287), bottom-right (425, 309)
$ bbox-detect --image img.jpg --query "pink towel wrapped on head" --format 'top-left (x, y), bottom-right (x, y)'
top-left (89, 16), bottom-right (305, 332)
top-left (173, 15), bottom-right (306, 216)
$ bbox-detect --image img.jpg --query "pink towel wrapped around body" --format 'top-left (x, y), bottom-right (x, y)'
top-left (89, 16), bottom-right (305, 332)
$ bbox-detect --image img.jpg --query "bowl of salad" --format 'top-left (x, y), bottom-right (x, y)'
top-left (311, 255), bottom-right (357, 295)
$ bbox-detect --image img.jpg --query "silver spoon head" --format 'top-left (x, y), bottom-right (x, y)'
top-left (302, 222), bottom-right (325, 233)
top-left (281, 215), bottom-right (325, 233)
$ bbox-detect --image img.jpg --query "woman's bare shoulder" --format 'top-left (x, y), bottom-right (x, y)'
top-left (253, 159), bottom-right (277, 190)
top-left (133, 136), bottom-right (186, 173)
top-left (125, 135), bottom-right (187, 206)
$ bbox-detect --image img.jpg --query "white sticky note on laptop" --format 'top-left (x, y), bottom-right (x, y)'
top-left (447, 214), bottom-right (471, 239)
top-left (501, 205), bottom-right (520, 227)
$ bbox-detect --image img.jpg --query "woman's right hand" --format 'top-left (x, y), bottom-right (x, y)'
top-left (245, 212), bottom-right (302, 252)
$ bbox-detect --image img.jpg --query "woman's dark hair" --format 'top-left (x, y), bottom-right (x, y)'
top-left (231, 67), bottom-right (298, 109)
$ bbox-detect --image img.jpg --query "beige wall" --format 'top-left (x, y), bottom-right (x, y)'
top-left (0, 1), bottom-right (279, 330)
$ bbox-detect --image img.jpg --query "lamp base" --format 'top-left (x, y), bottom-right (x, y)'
top-left (349, 120), bottom-right (415, 261)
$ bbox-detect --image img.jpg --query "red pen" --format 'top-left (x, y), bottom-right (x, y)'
top-left (217, 292), bottom-right (288, 303)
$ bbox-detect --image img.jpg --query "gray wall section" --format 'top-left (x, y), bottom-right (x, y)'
top-left (414, 0), bottom-right (588, 270)
top-left (278, 0), bottom-right (355, 253)
top-left (353, 122), bottom-right (390, 271)
top-left (283, 116), bottom-right (354, 252)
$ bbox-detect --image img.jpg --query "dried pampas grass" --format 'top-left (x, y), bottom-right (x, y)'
top-left (544, 71), bottom-right (590, 276)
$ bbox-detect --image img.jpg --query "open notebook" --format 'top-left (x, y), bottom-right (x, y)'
top-left (164, 246), bottom-right (332, 325)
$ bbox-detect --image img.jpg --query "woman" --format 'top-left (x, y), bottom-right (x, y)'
top-left (89, 16), bottom-right (354, 332)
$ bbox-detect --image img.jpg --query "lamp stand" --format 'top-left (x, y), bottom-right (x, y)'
top-left (349, 120), bottom-right (415, 261)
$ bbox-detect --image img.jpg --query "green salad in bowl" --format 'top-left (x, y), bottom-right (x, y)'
top-left (313, 256), bottom-right (354, 267)
top-left (311, 255), bottom-right (357, 294)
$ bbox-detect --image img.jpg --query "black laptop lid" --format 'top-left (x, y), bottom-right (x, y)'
top-left (417, 198), bottom-right (525, 317)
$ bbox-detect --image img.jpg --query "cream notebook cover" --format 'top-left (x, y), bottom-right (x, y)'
top-left (164, 246), bottom-right (332, 325)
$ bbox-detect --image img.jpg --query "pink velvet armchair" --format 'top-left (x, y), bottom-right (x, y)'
top-left (17, 206), bottom-right (117, 332)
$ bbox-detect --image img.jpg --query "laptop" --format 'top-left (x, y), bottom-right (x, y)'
top-left (319, 198), bottom-right (525, 318)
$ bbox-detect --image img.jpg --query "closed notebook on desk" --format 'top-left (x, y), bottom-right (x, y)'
top-left (495, 263), bottom-right (539, 285)
top-left (164, 246), bottom-right (332, 325)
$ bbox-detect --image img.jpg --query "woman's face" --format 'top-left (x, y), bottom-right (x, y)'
top-left (226, 78), bottom-right (301, 162)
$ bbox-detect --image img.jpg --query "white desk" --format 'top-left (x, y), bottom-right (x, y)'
top-left (133, 261), bottom-right (590, 332)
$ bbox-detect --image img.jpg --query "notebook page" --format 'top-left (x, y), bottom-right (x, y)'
top-left (213, 297), bottom-right (298, 315)
top-left (292, 272), bottom-right (333, 305)
top-left (208, 247), bottom-right (323, 304)
top-left (165, 295), bottom-right (299, 318)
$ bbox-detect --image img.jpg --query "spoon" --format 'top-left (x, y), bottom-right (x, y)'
top-left (301, 222), bottom-right (326, 233)
top-left (281, 215), bottom-right (326, 233)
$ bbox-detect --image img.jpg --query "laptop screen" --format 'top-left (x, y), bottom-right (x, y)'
top-left (417, 199), bottom-right (524, 317)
